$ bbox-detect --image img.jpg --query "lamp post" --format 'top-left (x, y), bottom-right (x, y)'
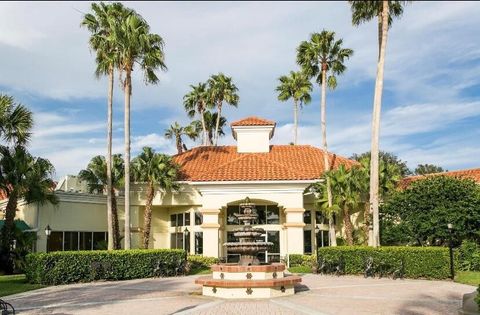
top-left (183, 227), bottom-right (189, 255)
top-left (313, 225), bottom-right (320, 256)
top-left (45, 225), bottom-right (52, 253)
top-left (447, 223), bottom-right (455, 280)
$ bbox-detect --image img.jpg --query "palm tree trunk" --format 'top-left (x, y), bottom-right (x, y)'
top-left (1, 192), bottom-right (17, 254)
top-left (199, 106), bottom-right (209, 146)
top-left (111, 188), bottom-right (121, 249)
top-left (343, 205), bottom-right (354, 246)
top-left (142, 182), bottom-right (155, 249)
top-left (214, 102), bottom-right (222, 146)
top-left (378, 13), bottom-right (382, 60)
top-left (320, 66), bottom-right (336, 247)
top-left (293, 99), bottom-right (298, 145)
top-left (176, 135), bottom-right (183, 154)
top-left (106, 66), bottom-right (114, 251)
top-left (363, 202), bottom-right (370, 245)
top-left (124, 69), bottom-right (132, 250)
top-left (370, 0), bottom-right (389, 248)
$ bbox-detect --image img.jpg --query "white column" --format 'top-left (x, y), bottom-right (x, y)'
top-left (284, 208), bottom-right (305, 255)
top-left (200, 208), bottom-right (220, 257)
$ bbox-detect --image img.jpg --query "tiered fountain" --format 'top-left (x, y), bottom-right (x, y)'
top-left (195, 197), bottom-right (302, 299)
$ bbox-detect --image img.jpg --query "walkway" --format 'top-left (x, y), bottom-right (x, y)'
top-left (4, 274), bottom-right (475, 314)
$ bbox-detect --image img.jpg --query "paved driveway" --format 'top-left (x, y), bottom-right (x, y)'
top-left (4, 274), bottom-right (475, 315)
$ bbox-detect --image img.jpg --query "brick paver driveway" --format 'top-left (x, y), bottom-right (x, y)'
top-left (5, 274), bottom-right (475, 315)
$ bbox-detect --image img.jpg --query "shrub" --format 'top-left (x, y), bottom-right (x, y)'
top-left (186, 255), bottom-right (218, 273)
top-left (458, 240), bottom-right (480, 271)
top-left (25, 249), bottom-right (186, 285)
top-left (289, 254), bottom-right (316, 267)
top-left (475, 285), bottom-right (480, 310)
top-left (317, 246), bottom-right (452, 279)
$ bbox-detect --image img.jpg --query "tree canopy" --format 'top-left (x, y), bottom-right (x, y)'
top-left (414, 164), bottom-right (445, 175)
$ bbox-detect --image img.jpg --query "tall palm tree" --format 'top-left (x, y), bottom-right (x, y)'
top-left (0, 94), bottom-right (33, 145)
top-left (207, 73), bottom-right (239, 146)
top-left (199, 111), bottom-right (227, 146)
top-left (184, 83), bottom-right (211, 146)
top-left (78, 154), bottom-right (124, 249)
top-left (276, 71), bottom-right (312, 144)
top-left (81, 2), bottom-right (124, 251)
top-left (165, 122), bottom-right (200, 155)
top-left (297, 30), bottom-right (353, 246)
top-left (132, 147), bottom-right (179, 249)
top-left (0, 146), bottom-right (57, 273)
top-left (116, 8), bottom-right (167, 249)
top-left (349, 1), bottom-right (409, 247)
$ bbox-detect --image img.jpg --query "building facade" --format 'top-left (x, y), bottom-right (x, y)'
top-left (1, 116), bottom-right (357, 260)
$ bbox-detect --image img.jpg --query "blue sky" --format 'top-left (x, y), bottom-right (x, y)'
top-left (1, 1), bottom-right (479, 179)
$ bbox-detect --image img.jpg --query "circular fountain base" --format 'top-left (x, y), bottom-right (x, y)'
top-left (195, 263), bottom-right (301, 299)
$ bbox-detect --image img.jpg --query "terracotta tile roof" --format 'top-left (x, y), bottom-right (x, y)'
top-left (172, 145), bottom-right (356, 182)
top-left (400, 168), bottom-right (480, 188)
top-left (230, 116), bottom-right (276, 127)
top-left (0, 189), bottom-right (7, 201)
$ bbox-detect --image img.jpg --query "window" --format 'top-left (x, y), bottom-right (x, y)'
top-left (227, 206), bottom-right (238, 225)
top-left (315, 211), bottom-right (325, 225)
top-left (304, 230), bottom-right (312, 254)
top-left (258, 231), bottom-right (280, 263)
top-left (176, 213), bottom-right (184, 227)
top-left (266, 206), bottom-right (279, 224)
top-left (46, 231), bottom-right (107, 252)
top-left (316, 230), bottom-right (330, 247)
top-left (195, 232), bottom-right (203, 254)
top-left (227, 204), bottom-right (280, 225)
top-left (195, 212), bottom-right (203, 225)
top-left (226, 231), bottom-right (240, 263)
top-left (256, 206), bottom-right (266, 224)
top-left (304, 211), bottom-right (312, 224)
top-left (171, 213), bottom-right (189, 227)
top-left (170, 232), bottom-right (184, 249)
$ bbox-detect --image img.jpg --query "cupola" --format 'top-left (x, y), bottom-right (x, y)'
top-left (230, 116), bottom-right (276, 153)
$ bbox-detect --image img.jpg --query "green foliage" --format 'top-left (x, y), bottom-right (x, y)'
top-left (317, 246), bottom-right (452, 279)
top-left (349, 1), bottom-right (406, 29)
top-left (25, 249), bottom-right (186, 285)
top-left (458, 240), bottom-right (480, 271)
top-left (0, 274), bottom-right (44, 297)
top-left (78, 154), bottom-right (124, 193)
top-left (164, 121), bottom-right (200, 153)
top-left (0, 94), bottom-right (33, 145)
top-left (276, 70), bottom-right (312, 107)
top-left (200, 111), bottom-right (227, 145)
top-left (351, 151), bottom-right (410, 178)
top-left (414, 164), bottom-right (445, 175)
top-left (381, 176), bottom-right (480, 246)
top-left (475, 285), bottom-right (480, 310)
top-left (288, 265), bottom-right (313, 274)
top-left (289, 254), bottom-right (316, 267)
top-left (186, 255), bottom-right (219, 274)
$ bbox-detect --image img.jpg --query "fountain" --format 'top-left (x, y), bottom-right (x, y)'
top-left (195, 197), bottom-right (302, 299)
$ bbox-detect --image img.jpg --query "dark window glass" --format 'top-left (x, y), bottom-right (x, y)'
top-left (176, 213), bottom-right (184, 227)
top-left (93, 232), bottom-right (107, 250)
top-left (316, 230), bottom-right (329, 247)
top-left (227, 231), bottom-right (236, 243)
top-left (266, 205), bottom-right (279, 224)
top-left (315, 211), bottom-right (324, 225)
top-left (64, 232), bottom-right (79, 251)
top-left (47, 231), bottom-right (63, 252)
top-left (267, 231), bottom-right (280, 254)
top-left (79, 232), bottom-right (93, 250)
top-left (195, 212), bottom-right (203, 225)
top-left (185, 212), bottom-right (191, 226)
top-left (195, 232), bottom-right (203, 254)
top-left (303, 211), bottom-right (312, 224)
top-left (304, 230), bottom-right (312, 254)
top-left (257, 251), bottom-right (266, 263)
top-left (170, 214), bottom-right (176, 227)
top-left (226, 231), bottom-right (240, 262)
top-left (227, 206), bottom-right (238, 225)
top-left (256, 205), bottom-right (266, 224)
top-left (170, 233), bottom-right (176, 249)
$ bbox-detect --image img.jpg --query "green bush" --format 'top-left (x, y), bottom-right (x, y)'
top-left (25, 249), bottom-right (186, 285)
top-left (317, 246), bottom-right (452, 279)
top-left (458, 240), bottom-right (480, 271)
top-left (475, 285), bottom-right (480, 310)
top-left (187, 255), bottom-right (218, 273)
top-left (289, 254), bottom-right (316, 267)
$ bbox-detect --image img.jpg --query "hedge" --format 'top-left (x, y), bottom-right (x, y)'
top-left (25, 249), bottom-right (186, 285)
top-left (317, 246), bottom-right (452, 279)
top-left (187, 255), bottom-right (219, 272)
top-left (289, 254), bottom-right (316, 267)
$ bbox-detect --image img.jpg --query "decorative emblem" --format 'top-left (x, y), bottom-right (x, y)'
top-left (212, 287), bottom-right (217, 293)
top-left (220, 273), bottom-right (224, 279)
top-left (272, 271), bottom-right (277, 279)
top-left (281, 286), bottom-right (286, 293)
top-left (246, 273), bottom-right (252, 279)
top-left (246, 288), bottom-right (253, 295)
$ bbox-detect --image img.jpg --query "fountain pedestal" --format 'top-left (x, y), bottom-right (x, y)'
top-left (195, 263), bottom-right (301, 299)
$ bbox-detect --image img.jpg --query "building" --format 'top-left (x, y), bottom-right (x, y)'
top-left (0, 116), bottom-right (356, 260)
top-left (400, 168), bottom-right (480, 188)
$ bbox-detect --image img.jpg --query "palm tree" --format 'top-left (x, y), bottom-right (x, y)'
top-left (0, 146), bottom-right (57, 273)
top-left (297, 30), bottom-right (353, 246)
top-left (165, 122), bottom-right (200, 154)
top-left (200, 111), bottom-right (227, 145)
top-left (132, 147), bottom-right (179, 248)
top-left (276, 71), bottom-right (312, 144)
top-left (184, 83), bottom-right (211, 146)
top-left (349, 1), bottom-right (409, 247)
top-left (78, 154), bottom-right (124, 249)
top-left (81, 2), bottom-right (124, 251)
top-left (0, 94), bottom-right (33, 145)
top-left (116, 8), bottom-right (167, 249)
top-left (207, 73), bottom-right (239, 146)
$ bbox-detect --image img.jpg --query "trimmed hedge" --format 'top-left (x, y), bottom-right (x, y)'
top-left (289, 254), bottom-right (316, 267)
top-left (25, 249), bottom-right (186, 285)
top-left (317, 246), bottom-right (452, 279)
top-left (187, 255), bottom-right (219, 272)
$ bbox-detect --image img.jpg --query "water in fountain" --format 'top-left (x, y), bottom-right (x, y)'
top-left (223, 197), bottom-right (273, 266)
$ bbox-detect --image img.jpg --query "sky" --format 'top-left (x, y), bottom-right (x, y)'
top-left (1, 1), bottom-right (479, 179)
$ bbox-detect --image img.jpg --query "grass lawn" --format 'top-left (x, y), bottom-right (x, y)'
top-left (0, 274), bottom-right (44, 297)
top-left (288, 265), bottom-right (313, 274)
top-left (455, 271), bottom-right (480, 286)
